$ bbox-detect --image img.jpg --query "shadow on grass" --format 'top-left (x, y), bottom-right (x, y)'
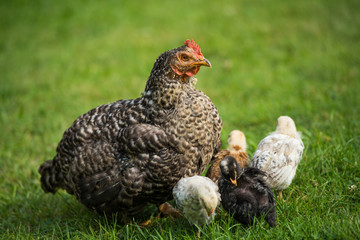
top-left (1, 186), bottom-right (198, 238)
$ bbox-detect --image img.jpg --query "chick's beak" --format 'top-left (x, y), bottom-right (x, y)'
top-left (194, 58), bottom-right (212, 68)
top-left (230, 178), bottom-right (237, 186)
top-left (207, 207), bottom-right (215, 217)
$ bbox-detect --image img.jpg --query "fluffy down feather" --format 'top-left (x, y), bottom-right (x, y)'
top-left (38, 40), bottom-right (222, 221)
top-left (219, 156), bottom-right (276, 227)
top-left (251, 116), bottom-right (304, 199)
top-left (173, 176), bottom-right (221, 226)
top-left (206, 130), bottom-right (250, 182)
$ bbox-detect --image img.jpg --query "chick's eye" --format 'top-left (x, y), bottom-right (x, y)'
top-left (181, 54), bottom-right (189, 61)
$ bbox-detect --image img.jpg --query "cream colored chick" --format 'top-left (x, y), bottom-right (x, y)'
top-left (206, 130), bottom-right (250, 182)
top-left (251, 116), bottom-right (304, 200)
top-left (173, 176), bottom-right (220, 235)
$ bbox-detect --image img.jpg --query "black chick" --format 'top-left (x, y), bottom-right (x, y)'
top-left (218, 156), bottom-right (276, 227)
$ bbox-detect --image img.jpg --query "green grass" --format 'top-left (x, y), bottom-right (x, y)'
top-left (1, 0), bottom-right (359, 239)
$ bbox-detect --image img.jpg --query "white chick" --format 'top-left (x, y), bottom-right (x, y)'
top-left (251, 116), bottom-right (304, 200)
top-left (173, 176), bottom-right (220, 235)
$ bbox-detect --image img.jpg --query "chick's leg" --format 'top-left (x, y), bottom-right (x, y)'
top-left (197, 229), bottom-right (201, 238)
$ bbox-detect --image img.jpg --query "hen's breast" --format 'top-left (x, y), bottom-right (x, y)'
top-left (161, 88), bottom-right (222, 177)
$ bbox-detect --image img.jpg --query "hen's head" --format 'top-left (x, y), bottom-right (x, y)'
top-left (169, 39), bottom-right (211, 78)
top-left (147, 39), bottom-right (211, 86)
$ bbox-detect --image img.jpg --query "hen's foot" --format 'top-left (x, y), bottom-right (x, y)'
top-left (138, 202), bottom-right (182, 227)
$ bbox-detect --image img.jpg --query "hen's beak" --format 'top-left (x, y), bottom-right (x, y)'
top-left (193, 58), bottom-right (212, 68)
top-left (230, 177), bottom-right (237, 186)
top-left (207, 207), bottom-right (215, 217)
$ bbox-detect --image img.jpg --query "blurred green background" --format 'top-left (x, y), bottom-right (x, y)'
top-left (1, 0), bottom-right (359, 239)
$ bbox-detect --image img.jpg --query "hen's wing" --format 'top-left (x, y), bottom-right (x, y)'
top-left (75, 123), bottom-right (179, 213)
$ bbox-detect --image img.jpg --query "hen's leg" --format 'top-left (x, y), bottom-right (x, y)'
top-left (139, 202), bottom-right (182, 227)
top-left (158, 202), bottom-right (182, 218)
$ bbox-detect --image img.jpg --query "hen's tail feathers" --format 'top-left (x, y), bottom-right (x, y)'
top-left (38, 160), bottom-right (61, 194)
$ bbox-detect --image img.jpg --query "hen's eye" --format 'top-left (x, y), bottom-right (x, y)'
top-left (181, 54), bottom-right (189, 61)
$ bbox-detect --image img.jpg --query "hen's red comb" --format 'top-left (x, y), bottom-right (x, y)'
top-left (184, 39), bottom-right (203, 58)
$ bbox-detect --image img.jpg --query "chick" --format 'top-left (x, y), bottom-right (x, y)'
top-left (173, 175), bottom-right (220, 236)
top-left (251, 116), bottom-right (304, 200)
top-left (218, 156), bottom-right (276, 227)
top-left (206, 130), bottom-right (250, 183)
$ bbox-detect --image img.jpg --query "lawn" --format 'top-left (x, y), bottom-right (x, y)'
top-left (1, 0), bottom-right (359, 239)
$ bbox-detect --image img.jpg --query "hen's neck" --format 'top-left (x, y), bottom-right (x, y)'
top-left (143, 72), bottom-right (196, 109)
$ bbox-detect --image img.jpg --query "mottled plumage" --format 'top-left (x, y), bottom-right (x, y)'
top-left (219, 156), bottom-right (276, 227)
top-left (206, 130), bottom-right (250, 182)
top-left (38, 40), bottom-right (222, 221)
top-left (173, 176), bottom-right (220, 226)
top-left (251, 116), bottom-right (304, 199)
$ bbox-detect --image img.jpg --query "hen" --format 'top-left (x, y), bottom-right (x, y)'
top-left (38, 40), bottom-right (223, 222)
top-left (173, 176), bottom-right (220, 236)
top-left (219, 156), bottom-right (276, 227)
top-left (206, 130), bottom-right (250, 182)
top-left (251, 116), bottom-right (304, 200)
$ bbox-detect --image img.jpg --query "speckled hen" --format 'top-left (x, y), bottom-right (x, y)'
top-left (38, 40), bottom-right (222, 222)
